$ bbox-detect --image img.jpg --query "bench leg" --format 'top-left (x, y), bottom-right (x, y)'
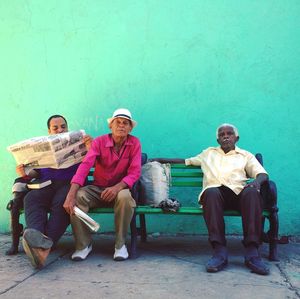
top-left (130, 212), bottom-right (138, 259)
top-left (268, 209), bottom-right (279, 261)
top-left (261, 180), bottom-right (279, 261)
top-left (267, 181), bottom-right (279, 261)
top-left (139, 214), bottom-right (147, 242)
top-left (6, 193), bottom-right (24, 255)
top-left (261, 217), bottom-right (268, 242)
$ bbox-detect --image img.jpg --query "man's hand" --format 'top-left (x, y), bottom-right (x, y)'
top-left (244, 180), bottom-right (261, 192)
top-left (63, 184), bottom-right (80, 215)
top-left (100, 182), bottom-right (128, 202)
top-left (244, 173), bottom-right (268, 193)
top-left (101, 186), bottom-right (120, 202)
top-left (16, 164), bottom-right (26, 177)
top-left (83, 135), bottom-right (93, 151)
top-left (16, 165), bottom-right (39, 179)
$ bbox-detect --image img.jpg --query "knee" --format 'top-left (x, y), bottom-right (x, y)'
top-left (240, 187), bottom-right (262, 205)
top-left (76, 188), bottom-right (88, 204)
top-left (24, 192), bottom-right (36, 207)
top-left (241, 187), bottom-right (260, 199)
top-left (116, 190), bottom-right (135, 208)
top-left (202, 188), bottom-right (221, 205)
top-left (201, 187), bottom-right (222, 210)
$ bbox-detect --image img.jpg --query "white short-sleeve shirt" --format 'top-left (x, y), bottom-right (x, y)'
top-left (185, 146), bottom-right (268, 202)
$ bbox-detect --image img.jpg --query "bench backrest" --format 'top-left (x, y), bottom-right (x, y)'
top-left (86, 153), bottom-right (262, 190)
top-left (171, 164), bottom-right (203, 188)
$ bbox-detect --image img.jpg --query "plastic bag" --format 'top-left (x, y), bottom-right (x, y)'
top-left (139, 161), bottom-right (171, 207)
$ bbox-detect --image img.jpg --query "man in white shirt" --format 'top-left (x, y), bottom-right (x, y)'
top-left (153, 123), bottom-right (270, 275)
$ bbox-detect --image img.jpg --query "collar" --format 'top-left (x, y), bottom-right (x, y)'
top-left (104, 134), bottom-right (133, 148)
top-left (215, 146), bottom-right (245, 155)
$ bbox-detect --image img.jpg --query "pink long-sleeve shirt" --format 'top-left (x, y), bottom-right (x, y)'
top-left (71, 134), bottom-right (141, 189)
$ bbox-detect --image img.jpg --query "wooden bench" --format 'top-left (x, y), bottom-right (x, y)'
top-left (7, 153), bottom-right (279, 261)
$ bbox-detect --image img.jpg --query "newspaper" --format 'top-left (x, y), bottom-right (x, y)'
top-left (7, 130), bottom-right (88, 170)
top-left (74, 207), bottom-right (100, 232)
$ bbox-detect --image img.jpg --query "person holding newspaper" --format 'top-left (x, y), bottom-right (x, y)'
top-left (64, 108), bottom-right (141, 261)
top-left (18, 115), bottom-right (92, 268)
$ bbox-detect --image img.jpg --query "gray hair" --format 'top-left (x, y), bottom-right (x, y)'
top-left (216, 123), bottom-right (239, 138)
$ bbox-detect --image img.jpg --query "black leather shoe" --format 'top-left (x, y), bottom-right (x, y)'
top-left (206, 255), bottom-right (228, 273)
top-left (245, 256), bottom-right (270, 275)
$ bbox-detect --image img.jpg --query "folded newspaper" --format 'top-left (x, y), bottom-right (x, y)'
top-left (7, 130), bottom-right (87, 170)
top-left (74, 207), bottom-right (100, 232)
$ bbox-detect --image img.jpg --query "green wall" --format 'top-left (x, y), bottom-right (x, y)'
top-left (1, 1), bottom-right (299, 235)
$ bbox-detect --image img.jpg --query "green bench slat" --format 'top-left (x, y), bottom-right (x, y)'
top-left (172, 172), bottom-right (203, 178)
top-left (135, 206), bottom-right (270, 216)
top-left (135, 206), bottom-right (203, 214)
top-left (90, 208), bottom-right (114, 213)
top-left (172, 181), bottom-right (202, 187)
top-left (171, 164), bottom-right (200, 169)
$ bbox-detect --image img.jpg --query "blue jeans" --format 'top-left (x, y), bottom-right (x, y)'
top-left (24, 180), bottom-right (70, 244)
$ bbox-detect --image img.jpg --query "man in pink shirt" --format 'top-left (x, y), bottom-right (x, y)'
top-left (64, 108), bottom-right (141, 261)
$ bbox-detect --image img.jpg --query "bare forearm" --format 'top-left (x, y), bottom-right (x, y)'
top-left (69, 183), bottom-right (80, 195)
top-left (63, 183), bottom-right (81, 214)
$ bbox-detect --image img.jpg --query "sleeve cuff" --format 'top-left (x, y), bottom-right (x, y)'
top-left (122, 178), bottom-right (132, 189)
top-left (71, 177), bottom-right (84, 187)
top-left (185, 159), bottom-right (191, 166)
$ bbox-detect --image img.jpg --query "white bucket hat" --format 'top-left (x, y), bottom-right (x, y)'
top-left (107, 108), bottom-right (137, 128)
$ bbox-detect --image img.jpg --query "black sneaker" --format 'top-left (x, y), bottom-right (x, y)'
top-left (245, 256), bottom-right (270, 275)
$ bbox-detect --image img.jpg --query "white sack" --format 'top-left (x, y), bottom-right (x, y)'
top-left (140, 161), bottom-right (171, 206)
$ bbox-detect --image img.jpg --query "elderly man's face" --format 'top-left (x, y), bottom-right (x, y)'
top-left (217, 126), bottom-right (239, 153)
top-left (110, 118), bottom-right (132, 138)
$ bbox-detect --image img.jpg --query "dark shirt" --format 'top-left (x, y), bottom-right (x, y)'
top-left (37, 163), bottom-right (79, 181)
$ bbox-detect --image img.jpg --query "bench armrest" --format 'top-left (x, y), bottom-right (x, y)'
top-left (255, 153), bottom-right (278, 212)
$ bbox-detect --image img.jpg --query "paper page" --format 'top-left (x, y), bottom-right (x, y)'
top-left (7, 130), bottom-right (88, 169)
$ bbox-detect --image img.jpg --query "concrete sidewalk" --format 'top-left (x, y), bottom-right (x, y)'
top-left (0, 233), bottom-right (299, 299)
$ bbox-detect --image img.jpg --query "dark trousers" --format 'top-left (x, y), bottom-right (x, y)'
top-left (24, 180), bottom-right (71, 244)
top-left (202, 186), bottom-right (263, 247)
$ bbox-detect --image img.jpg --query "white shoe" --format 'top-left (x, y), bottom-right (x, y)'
top-left (71, 244), bottom-right (92, 261)
top-left (113, 245), bottom-right (129, 261)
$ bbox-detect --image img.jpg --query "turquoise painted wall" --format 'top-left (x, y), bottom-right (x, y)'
top-left (1, 1), bottom-right (299, 235)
